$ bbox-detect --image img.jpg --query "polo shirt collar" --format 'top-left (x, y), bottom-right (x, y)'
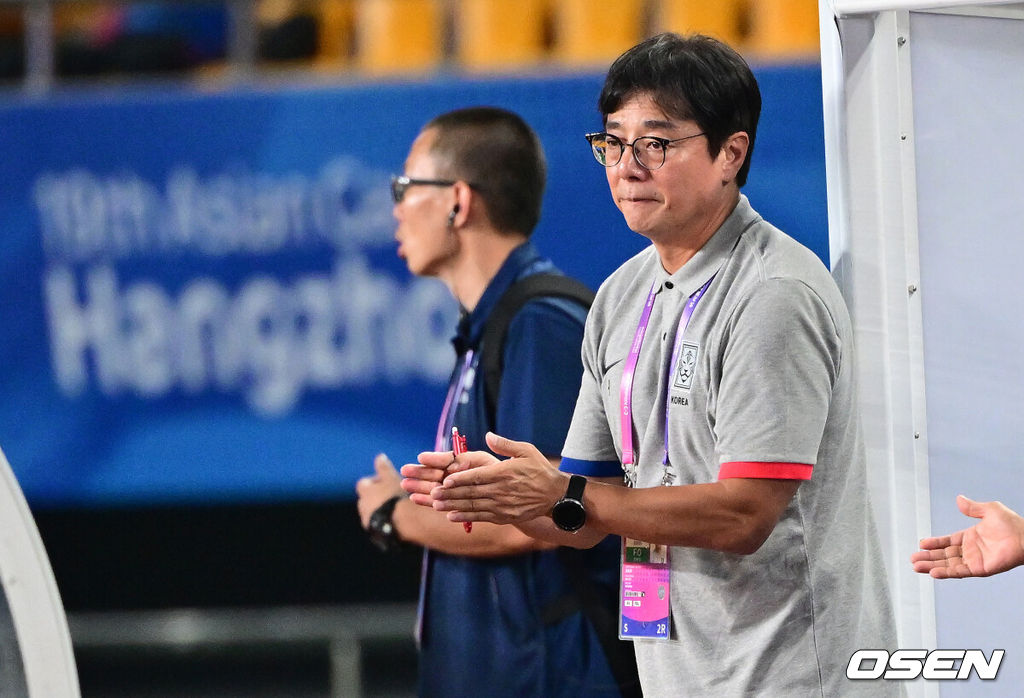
top-left (655, 194), bottom-right (757, 296)
top-left (453, 241), bottom-right (546, 354)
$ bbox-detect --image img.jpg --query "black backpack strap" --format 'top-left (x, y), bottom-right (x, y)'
top-left (480, 275), bottom-right (640, 695)
top-left (480, 273), bottom-right (595, 426)
top-left (557, 547), bottom-right (643, 697)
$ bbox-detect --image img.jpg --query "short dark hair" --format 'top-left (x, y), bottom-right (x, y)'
top-left (598, 33), bottom-right (761, 187)
top-left (424, 107), bottom-right (546, 236)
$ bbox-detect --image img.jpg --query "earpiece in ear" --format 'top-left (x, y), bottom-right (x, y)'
top-left (447, 204), bottom-right (460, 226)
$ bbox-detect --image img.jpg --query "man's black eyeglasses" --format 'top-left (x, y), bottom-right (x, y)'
top-left (390, 175), bottom-right (458, 203)
top-left (584, 132), bottom-right (706, 170)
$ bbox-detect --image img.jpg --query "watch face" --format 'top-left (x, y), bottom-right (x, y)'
top-left (553, 499), bottom-right (586, 532)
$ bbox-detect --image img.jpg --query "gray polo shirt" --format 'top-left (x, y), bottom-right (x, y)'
top-left (562, 196), bottom-right (898, 696)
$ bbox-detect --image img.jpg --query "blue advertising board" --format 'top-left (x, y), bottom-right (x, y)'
top-left (0, 64), bottom-right (827, 507)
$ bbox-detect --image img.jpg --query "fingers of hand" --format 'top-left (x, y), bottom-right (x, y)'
top-left (401, 463), bottom-right (447, 483)
top-left (437, 461), bottom-right (545, 510)
top-left (485, 431), bottom-right (541, 461)
top-left (400, 464), bottom-right (444, 497)
top-left (409, 492), bottom-right (437, 508)
top-left (355, 476), bottom-right (372, 494)
top-left (401, 477), bottom-right (438, 497)
top-left (917, 534), bottom-right (957, 550)
top-left (445, 510), bottom-right (500, 524)
top-left (958, 494), bottom-right (989, 519)
top-left (445, 455), bottom-right (474, 476)
top-left (356, 474), bottom-right (395, 498)
top-left (915, 546), bottom-right (961, 562)
top-left (432, 482), bottom-right (487, 509)
top-left (417, 450), bottom-right (454, 468)
top-left (374, 453), bottom-right (396, 476)
top-left (485, 431), bottom-right (515, 457)
top-left (911, 543), bottom-right (966, 572)
top-left (431, 491), bottom-right (504, 524)
top-left (440, 462), bottom-right (505, 489)
top-left (930, 561), bottom-right (972, 579)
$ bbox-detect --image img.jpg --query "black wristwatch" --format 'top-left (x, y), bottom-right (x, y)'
top-left (368, 495), bottom-right (404, 553)
top-left (552, 475), bottom-right (587, 532)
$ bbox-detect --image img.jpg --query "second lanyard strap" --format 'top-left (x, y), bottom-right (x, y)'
top-left (619, 275), bottom-right (715, 479)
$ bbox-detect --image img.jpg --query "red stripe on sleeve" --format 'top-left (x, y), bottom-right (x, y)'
top-left (718, 462), bottom-right (813, 480)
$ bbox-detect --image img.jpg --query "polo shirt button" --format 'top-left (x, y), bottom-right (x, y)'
top-left (664, 281), bottom-right (674, 289)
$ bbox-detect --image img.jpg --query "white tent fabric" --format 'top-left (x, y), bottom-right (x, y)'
top-left (821, 2), bottom-right (1024, 696)
top-left (0, 446), bottom-right (79, 697)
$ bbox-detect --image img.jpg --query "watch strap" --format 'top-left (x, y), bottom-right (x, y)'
top-left (565, 474), bottom-right (586, 501)
top-left (368, 495), bottom-right (403, 553)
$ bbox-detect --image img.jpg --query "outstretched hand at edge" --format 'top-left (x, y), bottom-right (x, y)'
top-left (911, 495), bottom-right (1024, 579)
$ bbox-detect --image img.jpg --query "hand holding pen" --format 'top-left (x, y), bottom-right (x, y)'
top-left (451, 427), bottom-right (472, 533)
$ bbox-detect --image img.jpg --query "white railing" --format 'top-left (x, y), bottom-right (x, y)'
top-left (69, 603), bottom-right (417, 697)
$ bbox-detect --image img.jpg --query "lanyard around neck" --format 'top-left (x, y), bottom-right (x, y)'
top-left (619, 275), bottom-right (715, 473)
top-left (435, 349), bottom-right (475, 450)
top-left (619, 283), bottom-right (657, 467)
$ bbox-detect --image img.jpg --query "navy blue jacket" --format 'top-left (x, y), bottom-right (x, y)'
top-left (419, 242), bottom-right (624, 698)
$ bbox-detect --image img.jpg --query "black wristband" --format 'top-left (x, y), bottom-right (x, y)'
top-left (368, 495), bottom-right (404, 553)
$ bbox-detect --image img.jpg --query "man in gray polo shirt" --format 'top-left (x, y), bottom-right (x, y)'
top-left (403, 33), bottom-right (899, 696)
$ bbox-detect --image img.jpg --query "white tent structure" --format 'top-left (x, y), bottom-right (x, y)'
top-left (0, 447), bottom-right (79, 697)
top-left (820, 1), bottom-right (1024, 695)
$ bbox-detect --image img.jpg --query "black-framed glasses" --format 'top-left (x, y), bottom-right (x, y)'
top-left (390, 175), bottom-right (458, 203)
top-left (584, 132), bottom-right (706, 170)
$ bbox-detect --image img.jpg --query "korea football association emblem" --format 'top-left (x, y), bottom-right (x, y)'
top-left (673, 342), bottom-right (699, 390)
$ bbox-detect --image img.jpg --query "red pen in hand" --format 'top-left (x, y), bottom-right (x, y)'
top-left (451, 427), bottom-right (472, 533)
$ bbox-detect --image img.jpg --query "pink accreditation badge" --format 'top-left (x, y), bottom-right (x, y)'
top-left (619, 538), bottom-right (670, 640)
